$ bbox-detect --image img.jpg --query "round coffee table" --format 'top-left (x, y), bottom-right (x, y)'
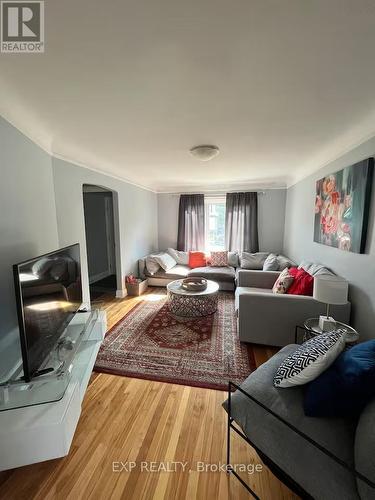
top-left (166, 279), bottom-right (219, 317)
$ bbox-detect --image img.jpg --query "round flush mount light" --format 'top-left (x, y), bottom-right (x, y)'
top-left (189, 145), bottom-right (220, 161)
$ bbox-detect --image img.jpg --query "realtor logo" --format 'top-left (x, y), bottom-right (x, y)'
top-left (1, 1), bottom-right (44, 52)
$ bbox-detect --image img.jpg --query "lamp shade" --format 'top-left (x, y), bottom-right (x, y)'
top-left (313, 275), bottom-right (348, 305)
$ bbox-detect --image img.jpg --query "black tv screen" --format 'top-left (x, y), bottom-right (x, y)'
top-left (13, 244), bottom-right (82, 382)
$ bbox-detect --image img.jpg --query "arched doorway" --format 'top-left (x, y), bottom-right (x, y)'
top-left (82, 184), bottom-right (122, 301)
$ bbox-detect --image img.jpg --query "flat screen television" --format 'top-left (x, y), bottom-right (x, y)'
top-left (13, 243), bottom-right (82, 382)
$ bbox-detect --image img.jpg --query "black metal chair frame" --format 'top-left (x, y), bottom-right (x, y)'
top-left (227, 379), bottom-right (375, 498)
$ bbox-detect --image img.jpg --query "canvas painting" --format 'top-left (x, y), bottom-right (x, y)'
top-left (314, 158), bottom-right (374, 253)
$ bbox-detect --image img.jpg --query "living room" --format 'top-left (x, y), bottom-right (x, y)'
top-left (1, 1), bottom-right (375, 499)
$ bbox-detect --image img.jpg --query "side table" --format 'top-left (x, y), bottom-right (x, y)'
top-left (295, 318), bottom-right (359, 345)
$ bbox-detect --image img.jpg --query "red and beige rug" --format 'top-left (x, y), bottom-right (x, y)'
top-left (94, 291), bottom-right (255, 390)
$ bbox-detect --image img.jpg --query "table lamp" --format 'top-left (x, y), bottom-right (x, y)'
top-left (313, 275), bottom-right (349, 332)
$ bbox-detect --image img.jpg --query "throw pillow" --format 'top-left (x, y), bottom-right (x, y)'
top-left (152, 252), bottom-right (176, 271)
top-left (210, 251), bottom-right (228, 267)
top-left (145, 255), bottom-right (161, 275)
top-left (304, 340), bottom-right (375, 418)
top-left (277, 255), bottom-right (296, 271)
top-left (228, 251), bottom-right (239, 268)
top-left (239, 252), bottom-right (269, 270)
top-left (167, 248), bottom-right (189, 265)
top-left (272, 268), bottom-right (294, 294)
top-left (188, 251), bottom-right (207, 269)
top-left (273, 331), bottom-right (346, 388)
top-left (287, 268), bottom-right (314, 296)
top-left (263, 253), bottom-right (279, 271)
top-left (298, 261), bottom-right (334, 277)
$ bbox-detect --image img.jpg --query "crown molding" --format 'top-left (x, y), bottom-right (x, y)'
top-left (52, 153), bottom-right (157, 193)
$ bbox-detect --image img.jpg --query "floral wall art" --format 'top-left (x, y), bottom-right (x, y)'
top-left (314, 158), bottom-right (374, 253)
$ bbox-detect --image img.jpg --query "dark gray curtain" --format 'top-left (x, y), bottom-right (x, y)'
top-left (225, 192), bottom-right (259, 252)
top-left (177, 194), bottom-right (205, 251)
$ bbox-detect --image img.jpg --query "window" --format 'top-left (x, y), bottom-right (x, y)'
top-left (205, 197), bottom-right (226, 251)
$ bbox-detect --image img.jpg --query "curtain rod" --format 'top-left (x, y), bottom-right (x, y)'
top-left (167, 190), bottom-right (266, 196)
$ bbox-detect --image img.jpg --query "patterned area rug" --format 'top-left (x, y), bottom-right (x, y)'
top-left (94, 291), bottom-right (255, 390)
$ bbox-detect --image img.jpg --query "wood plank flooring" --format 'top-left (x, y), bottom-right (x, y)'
top-left (0, 289), bottom-right (298, 500)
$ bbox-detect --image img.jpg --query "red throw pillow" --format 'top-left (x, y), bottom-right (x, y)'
top-left (188, 251), bottom-right (207, 269)
top-left (287, 268), bottom-right (314, 296)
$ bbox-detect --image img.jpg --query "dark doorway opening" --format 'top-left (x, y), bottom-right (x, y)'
top-left (83, 185), bottom-right (117, 301)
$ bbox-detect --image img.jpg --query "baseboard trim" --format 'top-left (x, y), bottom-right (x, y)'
top-left (116, 289), bottom-right (127, 299)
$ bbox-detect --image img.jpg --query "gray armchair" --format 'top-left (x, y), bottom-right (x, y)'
top-left (235, 270), bottom-right (351, 346)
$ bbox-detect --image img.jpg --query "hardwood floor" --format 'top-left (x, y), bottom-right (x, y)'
top-left (0, 289), bottom-right (298, 500)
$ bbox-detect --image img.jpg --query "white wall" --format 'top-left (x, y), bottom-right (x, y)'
top-left (0, 117), bottom-right (59, 380)
top-left (157, 190), bottom-right (286, 253)
top-left (284, 137), bottom-right (375, 340)
top-left (0, 116), bottom-right (159, 378)
top-left (52, 158), bottom-right (158, 306)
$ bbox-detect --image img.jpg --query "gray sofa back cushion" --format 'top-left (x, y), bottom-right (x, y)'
top-left (355, 398), bottom-right (375, 499)
top-left (263, 253), bottom-right (279, 271)
top-left (167, 248), bottom-right (189, 265)
top-left (299, 261), bottom-right (334, 277)
top-left (228, 251), bottom-right (239, 268)
top-left (145, 255), bottom-right (160, 275)
top-left (277, 254), bottom-right (297, 271)
top-left (240, 252), bottom-right (269, 270)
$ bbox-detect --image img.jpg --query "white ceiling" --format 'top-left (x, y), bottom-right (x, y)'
top-left (1, 0), bottom-right (375, 192)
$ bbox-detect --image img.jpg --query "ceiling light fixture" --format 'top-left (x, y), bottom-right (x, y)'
top-left (189, 145), bottom-right (220, 161)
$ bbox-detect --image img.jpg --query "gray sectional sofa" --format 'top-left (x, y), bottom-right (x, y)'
top-left (138, 249), bottom-right (294, 292)
top-left (224, 346), bottom-right (374, 500)
top-left (139, 252), bottom-right (351, 348)
top-left (235, 262), bottom-right (351, 346)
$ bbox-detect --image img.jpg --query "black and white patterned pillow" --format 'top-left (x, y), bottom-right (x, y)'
top-left (273, 331), bottom-right (345, 388)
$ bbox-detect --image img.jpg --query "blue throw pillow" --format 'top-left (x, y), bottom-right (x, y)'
top-left (304, 340), bottom-right (375, 417)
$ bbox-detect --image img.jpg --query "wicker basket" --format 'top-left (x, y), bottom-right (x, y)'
top-left (181, 277), bottom-right (207, 292)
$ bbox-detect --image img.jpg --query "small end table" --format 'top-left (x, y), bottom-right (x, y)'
top-left (298, 318), bottom-right (359, 344)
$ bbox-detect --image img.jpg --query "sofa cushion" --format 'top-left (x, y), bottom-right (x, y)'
top-left (189, 251), bottom-right (207, 269)
top-left (146, 254), bottom-right (162, 275)
top-left (355, 397), bottom-right (375, 499)
top-left (277, 254), bottom-right (297, 271)
top-left (188, 266), bottom-right (235, 283)
top-left (263, 253), bottom-right (279, 271)
top-left (152, 252), bottom-right (177, 271)
top-left (304, 340), bottom-right (375, 418)
top-left (272, 268), bottom-right (294, 294)
top-left (223, 346), bottom-right (359, 500)
top-left (287, 268), bottom-right (314, 296)
top-left (210, 251), bottom-right (228, 267)
top-left (145, 265), bottom-right (190, 280)
top-left (298, 261), bottom-right (334, 277)
top-left (167, 248), bottom-right (189, 265)
top-left (228, 251), bottom-right (239, 268)
top-left (240, 252), bottom-right (269, 270)
top-left (273, 331), bottom-right (346, 388)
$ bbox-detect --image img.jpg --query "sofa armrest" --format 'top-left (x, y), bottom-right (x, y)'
top-left (225, 381), bottom-right (375, 492)
top-left (236, 288), bottom-right (351, 346)
top-left (236, 270), bottom-right (280, 288)
top-left (138, 257), bottom-right (147, 279)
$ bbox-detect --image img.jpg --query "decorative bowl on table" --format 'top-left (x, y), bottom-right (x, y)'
top-left (181, 277), bottom-right (207, 292)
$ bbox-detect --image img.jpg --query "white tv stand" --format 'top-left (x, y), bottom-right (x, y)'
top-left (0, 309), bottom-right (106, 471)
